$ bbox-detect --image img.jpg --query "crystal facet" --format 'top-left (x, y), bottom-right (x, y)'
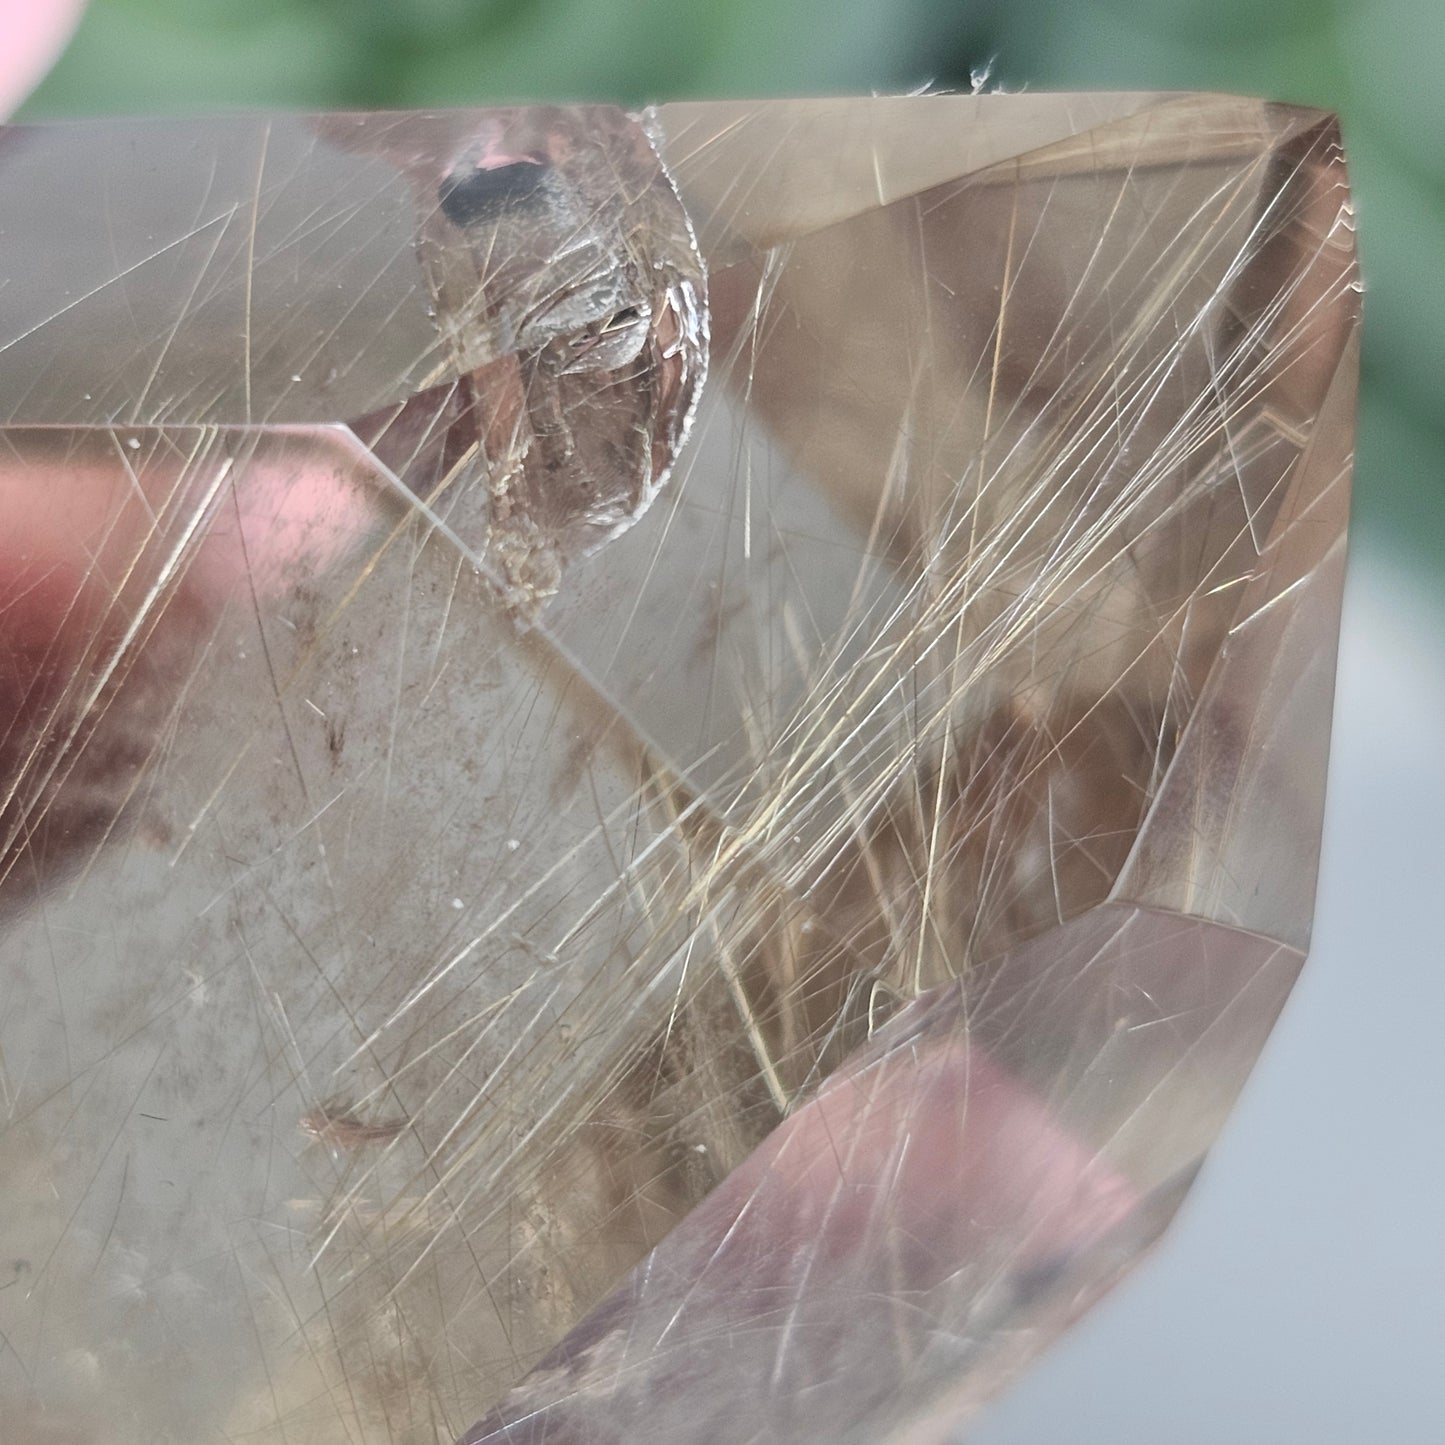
top-left (0, 95), bottom-right (1359, 1444)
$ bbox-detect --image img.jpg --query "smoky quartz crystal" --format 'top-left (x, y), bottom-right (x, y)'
top-left (0, 94), bottom-right (1358, 1444)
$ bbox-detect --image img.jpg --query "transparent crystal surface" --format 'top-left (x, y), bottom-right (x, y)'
top-left (0, 95), bottom-right (1358, 1444)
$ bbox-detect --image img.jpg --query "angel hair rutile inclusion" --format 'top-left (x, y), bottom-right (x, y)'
top-left (0, 94), bottom-right (1357, 1445)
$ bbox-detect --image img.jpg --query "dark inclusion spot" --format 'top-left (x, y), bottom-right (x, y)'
top-left (438, 160), bottom-right (550, 227)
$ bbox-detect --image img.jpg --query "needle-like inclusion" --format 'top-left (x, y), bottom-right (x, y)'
top-left (0, 95), bottom-right (1357, 1445)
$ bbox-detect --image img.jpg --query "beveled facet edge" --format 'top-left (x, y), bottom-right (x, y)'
top-left (1114, 113), bottom-right (1360, 948)
top-left (656, 91), bottom-right (1167, 256)
top-left (653, 91), bottom-right (1339, 260)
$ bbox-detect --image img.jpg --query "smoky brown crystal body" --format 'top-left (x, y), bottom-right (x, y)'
top-left (0, 94), bottom-right (1358, 1444)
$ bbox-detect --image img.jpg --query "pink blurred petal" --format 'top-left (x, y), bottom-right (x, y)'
top-left (0, 0), bottom-right (87, 117)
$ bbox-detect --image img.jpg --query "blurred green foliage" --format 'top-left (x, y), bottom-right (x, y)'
top-left (18, 0), bottom-right (1442, 573)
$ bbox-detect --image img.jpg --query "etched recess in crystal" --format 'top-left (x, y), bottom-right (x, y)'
top-left (0, 94), bottom-right (1358, 1445)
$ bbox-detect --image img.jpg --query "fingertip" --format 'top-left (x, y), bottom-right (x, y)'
top-left (0, 0), bottom-right (88, 118)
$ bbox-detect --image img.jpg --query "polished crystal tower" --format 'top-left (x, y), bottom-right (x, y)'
top-left (0, 95), bottom-right (1358, 1444)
